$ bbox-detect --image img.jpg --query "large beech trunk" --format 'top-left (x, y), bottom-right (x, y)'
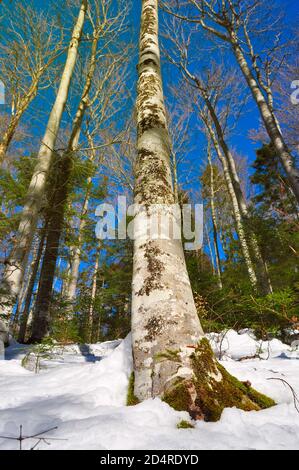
top-left (132, 0), bottom-right (204, 401)
top-left (0, 0), bottom-right (87, 335)
top-left (131, 1), bottom-right (275, 421)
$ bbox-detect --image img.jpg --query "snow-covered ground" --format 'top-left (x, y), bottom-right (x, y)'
top-left (0, 330), bottom-right (299, 450)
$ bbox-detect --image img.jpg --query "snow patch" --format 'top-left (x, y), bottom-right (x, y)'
top-left (0, 331), bottom-right (299, 450)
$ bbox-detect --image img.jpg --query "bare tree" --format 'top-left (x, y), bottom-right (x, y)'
top-left (162, 0), bottom-right (299, 204)
top-left (0, 0), bottom-right (88, 338)
top-left (164, 20), bottom-right (272, 294)
top-left (0, 2), bottom-right (65, 164)
top-left (29, 0), bottom-right (130, 342)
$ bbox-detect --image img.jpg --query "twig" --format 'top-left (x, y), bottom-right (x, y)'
top-left (267, 378), bottom-right (299, 414)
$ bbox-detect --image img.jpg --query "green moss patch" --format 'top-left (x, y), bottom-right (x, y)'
top-left (177, 420), bottom-right (195, 429)
top-left (127, 372), bottom-right (140, 406)
top-left (164, 338), bottom-right (275, 422)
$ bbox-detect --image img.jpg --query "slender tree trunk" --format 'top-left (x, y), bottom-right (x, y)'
top-left (18, 226), bottom-right (47, 343)
top-left (204, 119), bottom-right (259, 290)
top-left (29, 159), bottom-right (70, 342)
top-left (203, 94), bottom-right (272, 294)
top-left (65, 185), bottom-right (91, 302)
top-left (231, 38), bottom-right (299, 203)
top-left (205, 224), bottom-right (216, 275)
top-left (207, 141), bottom-right (222, 289)
top-left (170, 149), bottom-right (179, 203)
top-left (0, 0), bottom-right (87, 333)
top-left (29, 29), bottom-right (101, 342)
top-left (88, 248), bottom-right (100, 343)
top-left (65, 132), bottom-right (98, 302)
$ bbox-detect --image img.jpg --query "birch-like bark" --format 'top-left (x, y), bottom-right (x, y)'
top-left (88, 248), bottom-right (100, 343)
top-left (230, 37), bottom-right (299, 204)
top-left (132, 0), bottom-right (204, 401)
top-left (18, 226), bottom-right (47, 343)
top-left (207, 140), bottom-right (222, 289)
top-left (173, 2), bottom-right (299, 203)
top-left (0, 0), bottom-right (87, 331)
top-left (65, 133), bottom-right (97, 302)
top-left (202, 93), bottom-right (272, 294)
top-left (204, 119), bottom-right (259, 290)
top-left (30, 28), bottom-right (101, 341)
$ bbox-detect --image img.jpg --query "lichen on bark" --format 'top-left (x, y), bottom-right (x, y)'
top-left (163, 338), bottom-right (276, 422)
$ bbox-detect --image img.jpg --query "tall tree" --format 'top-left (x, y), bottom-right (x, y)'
top-left (131, 0), bottom-right (274, 420)
top-left (0, 0), bottom-right (88, 337)
top-left (206, 139), bottom-right (222, 289)
top-left (163, 0), bottom-right (299, 203)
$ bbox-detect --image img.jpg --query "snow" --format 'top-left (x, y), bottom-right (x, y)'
top-left (0, 330), bottom-right (299, 450)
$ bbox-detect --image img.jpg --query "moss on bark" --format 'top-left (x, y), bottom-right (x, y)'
top-left (127, 372), bottom-right (140, 406)
top-left (163, 338), bottom-right (275, 422)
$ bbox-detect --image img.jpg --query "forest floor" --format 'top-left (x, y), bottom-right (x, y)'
top-left (0, 330), bottom-right (299, 450)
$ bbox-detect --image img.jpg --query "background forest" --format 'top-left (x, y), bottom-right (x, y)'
top-left (0, 0), bottom-right (298, 348)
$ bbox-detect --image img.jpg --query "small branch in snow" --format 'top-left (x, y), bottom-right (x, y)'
top-left (0, 425), bottom-right (67, 450)
top-left (267, 378), bottom-right (299, 414)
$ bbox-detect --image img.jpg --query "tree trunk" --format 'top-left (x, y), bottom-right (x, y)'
top-left (207, 141), bottom-right (222, 289)
top-left (65, 184), bottom-right (91, 303)
top-left (29, 29), bottom-right (101, 342)
top-left (203, 94), bottom-right (272, 294)
top-left (132, 0), bottom-right (204, 401)
top-left (204, 118), bottom-right (259, 290)
top-left (205, 224), bottom-right (216, 275)
top-left (18, 226), bottom-right (47, 343)
top-left (0, 0), bottom-right (87, 333)
top-left (65, 132), bottom-right (98, 303)
top-left (29, 158), bottom-right (71, 342)
top-left (88, 248), bottom-right (100, 343)
top-left (231, 38), bottom-right (299, 204)
top-left (131, 2), bottom-right (275, 420)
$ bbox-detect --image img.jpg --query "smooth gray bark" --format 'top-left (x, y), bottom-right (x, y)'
top-left (132, 0), bottom-right (204, 401)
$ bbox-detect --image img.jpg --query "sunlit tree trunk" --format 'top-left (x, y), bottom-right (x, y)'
top-left (132, 0), bottom-right (204, 401)
top-left (207, 140), bottom-right (222, 289)
top-left (30, 27), bottom-right (102, 341)
top-left (0, 81), bottom-right (38, 164)
top-left (0, 0), bottom-right (87, 335)
top-left (131, 1), bottom-right (275, 420)
top-left (231, 37), bottom-right (299, 204)
top-left (18, 226), bottom-right (47, 343)
top-left (204, 119), bottom-right (259, 291)
top-left (88, 247), bottom-right (100, 343)
top-left (203, 93), bottom-right (272, 294)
